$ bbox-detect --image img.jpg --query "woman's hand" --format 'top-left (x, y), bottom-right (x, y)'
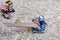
top-left (32, 18), bottom-right (40, 28)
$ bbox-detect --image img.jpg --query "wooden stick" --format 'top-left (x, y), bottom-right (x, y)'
top-left (3, 23), bottom-right (39, 28)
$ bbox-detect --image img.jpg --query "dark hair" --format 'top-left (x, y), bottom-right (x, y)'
top-left (1, 9), bottom-right (6, 13)
top-left (6, 1), bottom-right (11, 4)
top-left (32, 19), bottom-right (35, 22)
top-left (6, 1), bottom-right (13, 5)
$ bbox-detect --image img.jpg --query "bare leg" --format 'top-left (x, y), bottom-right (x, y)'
top-left (2, 14), bottom-right (10, 19)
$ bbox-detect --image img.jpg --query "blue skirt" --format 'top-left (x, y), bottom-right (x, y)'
top-left (32, 24), bottom-right (46, 32)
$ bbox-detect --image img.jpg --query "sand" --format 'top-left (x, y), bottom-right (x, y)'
top-left (0, 0), bottom-right (59, 40)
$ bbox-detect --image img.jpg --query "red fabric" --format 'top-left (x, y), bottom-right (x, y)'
top-left (1, 5), bottom-right (8, 9)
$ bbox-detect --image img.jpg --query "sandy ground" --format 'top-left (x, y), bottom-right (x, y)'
top-left (0, 0), bottom-right (60, 40)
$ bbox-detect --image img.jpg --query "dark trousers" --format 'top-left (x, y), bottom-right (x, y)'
top-left (5, 9), bottom-right (15, 14)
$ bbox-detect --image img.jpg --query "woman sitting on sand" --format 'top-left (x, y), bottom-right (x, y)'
top-left (32, 16), bottom-right (47, 33)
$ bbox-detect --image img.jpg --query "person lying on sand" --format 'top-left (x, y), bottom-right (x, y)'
top-left (0, 1), bottom-right (15, 19)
